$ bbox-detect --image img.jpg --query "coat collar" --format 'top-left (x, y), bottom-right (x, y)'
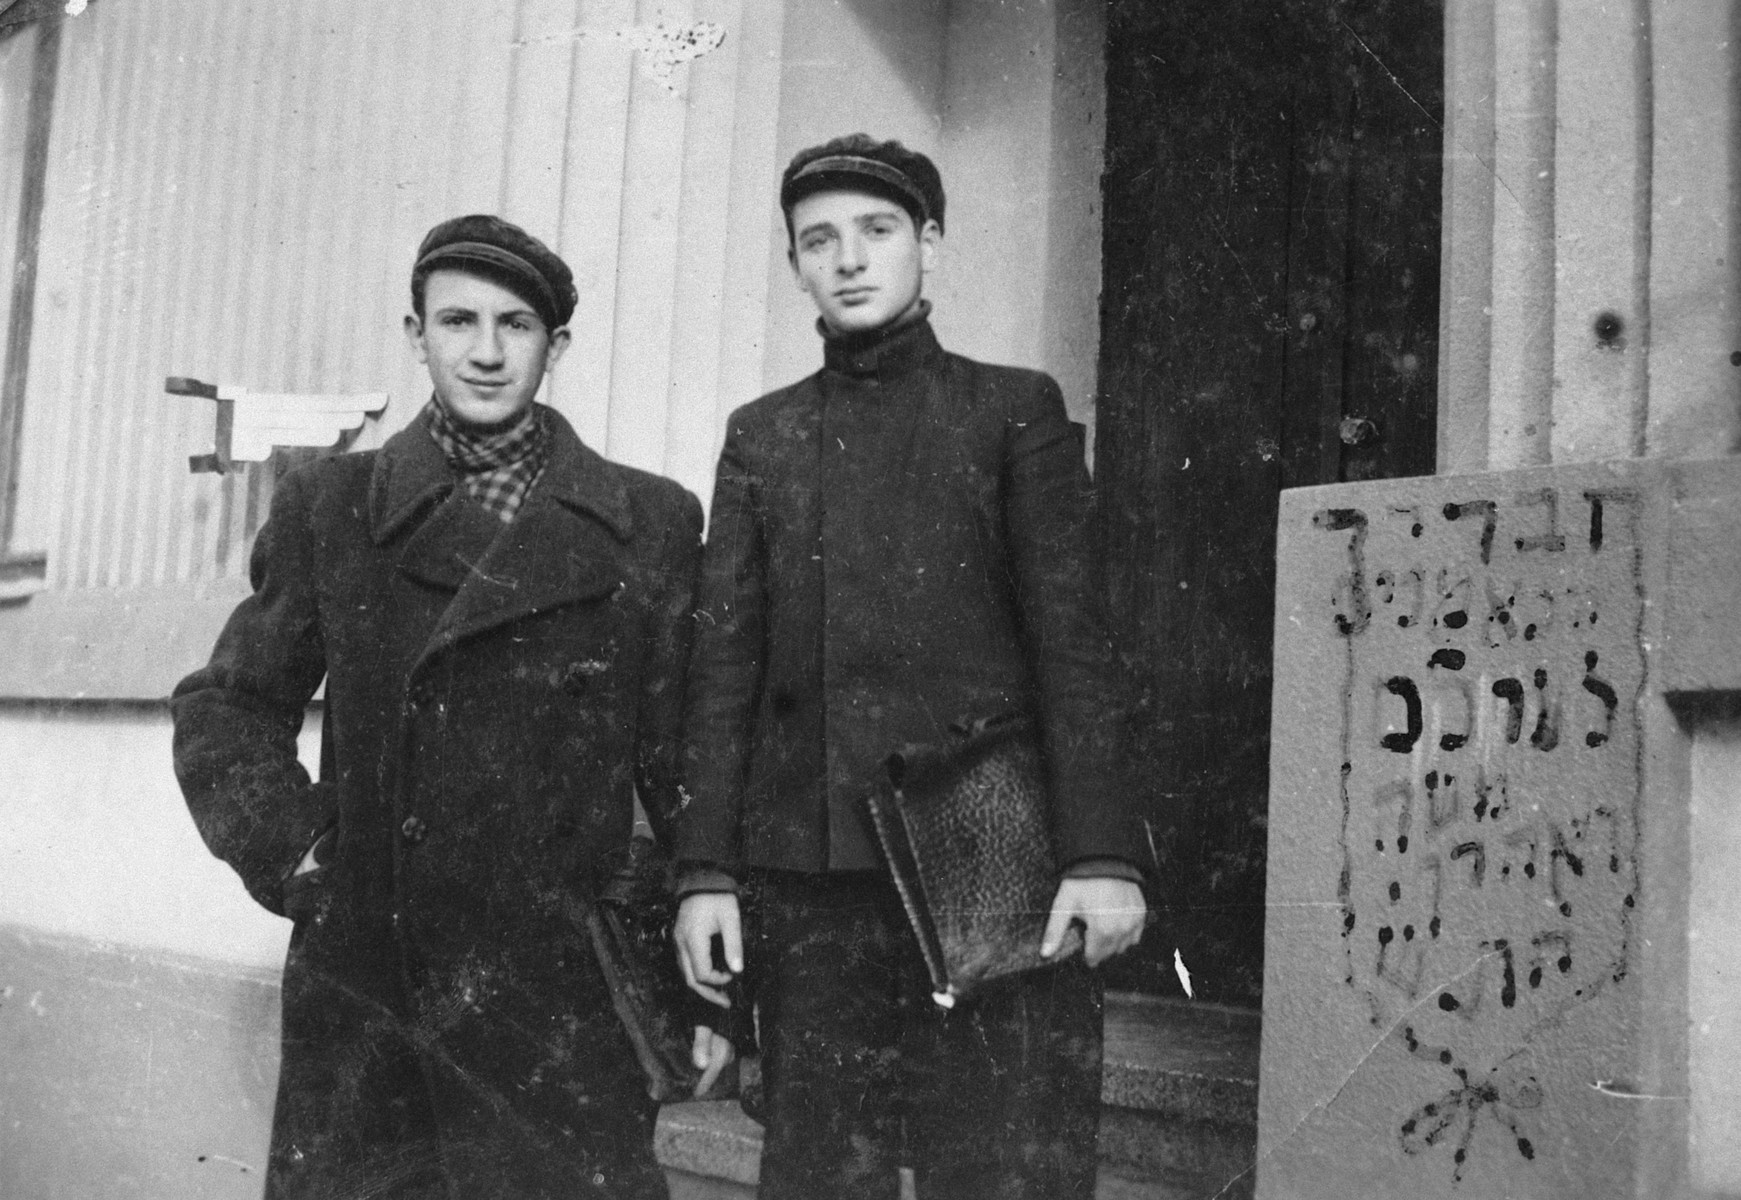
top-left (370, 402), bottom-right (633, 546)
top-left (368, 404), bottom-right (638, 668)
top-left (819, 304), bottom-right (942, 382)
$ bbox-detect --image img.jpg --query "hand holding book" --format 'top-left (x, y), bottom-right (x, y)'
top-left (866, 712), bottom-right (1150, 1005)
top-left (1040, 875), bottom-right (1148, 966)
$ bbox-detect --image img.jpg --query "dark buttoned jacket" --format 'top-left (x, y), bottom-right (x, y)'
top-left (676, 316), bottom-right (1135, 875)
top-left (171, 406), bottom-right (701, 1198)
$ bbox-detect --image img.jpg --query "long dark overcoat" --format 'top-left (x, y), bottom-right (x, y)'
top-left (675, 317), bottom-right (1136, 873)
top-left (172, 406), bottom-right (702, 1199)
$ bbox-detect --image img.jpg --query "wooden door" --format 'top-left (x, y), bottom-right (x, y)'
top-left (1095, 0), bottom-right (1443, 1003)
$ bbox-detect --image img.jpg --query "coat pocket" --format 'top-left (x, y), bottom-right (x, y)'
top-left (281, 826), bottom-right (339, 927)
top-left (281, 869), bottom-right (335, 928)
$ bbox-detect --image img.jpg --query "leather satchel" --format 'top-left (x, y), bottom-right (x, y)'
top-left (577, 834), bottom-right (740, 1103)
top-left (864, 712), bottom-right (1082, 1007)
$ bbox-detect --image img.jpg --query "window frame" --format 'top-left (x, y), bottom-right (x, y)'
top-left (0, 7), bottom-right (60, 600)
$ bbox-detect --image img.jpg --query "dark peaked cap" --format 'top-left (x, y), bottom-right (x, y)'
top-left (780, 134), bottom-right (946, 234)
top-left (413, 214), bottom-right (578, 330)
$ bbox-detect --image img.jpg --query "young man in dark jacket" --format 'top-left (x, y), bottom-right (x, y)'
top-left (674, 136), bottom-right (1148, 1199)
top-left (172, 215), bottom-right (716, 1199)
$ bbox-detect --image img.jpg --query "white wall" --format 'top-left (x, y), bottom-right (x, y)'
top-left (1438, 0), bottom-right (1741, 472)
top-left (934, 0), bottom-right (1107, 435)
top-left (0, 704), bottom-right (307, 968)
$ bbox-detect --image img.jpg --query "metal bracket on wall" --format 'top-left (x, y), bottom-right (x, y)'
top-left (171, 376), bottom-right (389, 474)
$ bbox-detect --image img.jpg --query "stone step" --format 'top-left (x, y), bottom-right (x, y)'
top-left (656, 991), bottom-right (1260, 1199)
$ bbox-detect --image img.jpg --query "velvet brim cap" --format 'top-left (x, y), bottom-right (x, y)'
top-left (780, 135), bottom-right (946, 234)
top-left (784, 156), bottom-right (931, 226)
top-left (413, 215), bottom-right (578, 330)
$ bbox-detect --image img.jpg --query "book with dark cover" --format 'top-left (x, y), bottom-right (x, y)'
top-left (574, 835), bottom-right (742, 1103)
top-left (864, 713), bottom-right (1082, 1006)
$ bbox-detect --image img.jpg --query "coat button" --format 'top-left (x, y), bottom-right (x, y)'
top-left (401, 816), bottom-right (428, 844)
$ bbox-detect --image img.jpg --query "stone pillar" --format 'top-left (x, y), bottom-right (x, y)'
top-left (1258, 1), bottom-right (1741, 1195)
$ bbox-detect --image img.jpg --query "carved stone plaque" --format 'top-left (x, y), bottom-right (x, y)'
top-left (1257, 462), bottom-right (1678, 1198)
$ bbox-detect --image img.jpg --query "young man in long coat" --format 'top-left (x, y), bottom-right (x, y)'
top-left (673, 136), bottom-right (1150, 1199)
top-left (172, 215), bottom-right (709, 1199)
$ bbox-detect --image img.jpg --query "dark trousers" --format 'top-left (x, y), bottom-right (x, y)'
top-left (750, 871), bottom-right (1104, 1200)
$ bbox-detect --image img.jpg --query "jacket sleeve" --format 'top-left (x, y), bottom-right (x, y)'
top-left (1001, 373), bottom-right (1145, 873)
top-left (672, 420), bottom-right (765, 870)
top-left (170, 465), bottom-right (333, 916)
top-left (634, 485), bottom-right (705, 846)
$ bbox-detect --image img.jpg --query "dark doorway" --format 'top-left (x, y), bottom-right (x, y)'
top-left (1095, 0), bottom-right (1444, 1005)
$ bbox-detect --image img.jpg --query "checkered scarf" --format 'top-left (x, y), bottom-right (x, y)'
top-left (424, 399), bottom-right (549, 523)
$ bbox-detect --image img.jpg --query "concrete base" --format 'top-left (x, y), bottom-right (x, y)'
top-left (0, 927), bottom-right (278, 1200)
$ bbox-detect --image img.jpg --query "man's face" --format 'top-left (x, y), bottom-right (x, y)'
top-left (404, 269), bottom-right (569, 428)
top-left (789, 189), bottom-right (939, 335)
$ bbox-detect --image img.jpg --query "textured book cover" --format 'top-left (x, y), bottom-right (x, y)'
top-left (866, 715), bottom-right (1082, 1005)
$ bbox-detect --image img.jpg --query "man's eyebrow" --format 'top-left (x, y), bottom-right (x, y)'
top-left (795, 219), bottom-right (837, 241)
top-left (432, 303), bottom-right (541, 323)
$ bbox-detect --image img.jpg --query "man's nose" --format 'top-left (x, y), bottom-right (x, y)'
top-left (469, 324), bottom-right (505, 366)
top-left (837, 232), bottom-right (866, 273)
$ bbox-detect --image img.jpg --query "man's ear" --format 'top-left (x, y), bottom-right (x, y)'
top-left (918, 219), bottom-right (941, 276)
top-left (544, 326), bottom-right (572, 369)
top-left (403, 313), bottom-right (429, 364)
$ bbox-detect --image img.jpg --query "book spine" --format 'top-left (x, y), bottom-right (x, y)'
top-left (867, 793), bottom-right (951, 996)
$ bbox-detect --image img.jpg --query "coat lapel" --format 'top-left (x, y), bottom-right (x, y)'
top-left (369, 407), bottom-right (635, 671)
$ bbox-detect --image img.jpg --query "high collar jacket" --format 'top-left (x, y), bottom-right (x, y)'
top-left (171, 406), bottom-right (701, 1198)
top-left (675, 317), bottom-right (1136, 874)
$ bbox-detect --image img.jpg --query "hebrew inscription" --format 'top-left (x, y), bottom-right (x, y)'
top-left (1313, 486), bottom-right (1644, 1182)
